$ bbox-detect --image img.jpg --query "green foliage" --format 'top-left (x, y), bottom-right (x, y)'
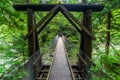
top-left (0, 0), bottom-right (120, 79)
top-left (3, 68), bottom-right (28, 80)
top-left (91, 44), bottom-right (120, 79)
top-left (100, 54), bottom-right (120, 79)
top-left (0, 0), bottom-right (14, 24)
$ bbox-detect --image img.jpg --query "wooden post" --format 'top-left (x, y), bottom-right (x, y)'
top-left (34, 14), bottom-right (40, 51)
top-left (80, 9), bottom-right (92, 79)
top-left (80, 0), bottom-right (92, 58)
top-left (26, 1), bottom-right (40, 80)
top-left (26, 0), bottom-right (36, 57)
top-left (79, 0), bottom-right (92, 79)
top-left (27, 9), bottom-right (36, 57)
top-left (81, 10), bottom-right (92, 58)
top-left (26, 1), bottom-right (35, 80)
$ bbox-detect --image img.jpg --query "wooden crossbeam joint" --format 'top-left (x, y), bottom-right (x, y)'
top-left (77, 54), bottom-right (87, 66)
top-left (60, 9), bottom-right (81, 34)
top-left (24, 4), bottom-right (98, 40)
top-left (23, 5), bottom-right (59, 40)
top-left (37, 10), bottom-right (59, 34)
top-left (60, 5), bottom-right (95, 40)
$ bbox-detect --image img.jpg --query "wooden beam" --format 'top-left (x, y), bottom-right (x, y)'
top-left (37, 7), bottom-right (81, 35)
top-left (81, 10), bottom-right (92, 58)
top-left (13, 4), bottom-right (104, 12)
top-left (60, 5), bottom-right (95, 40)
top-left (37, 10), bottom-right (59, 34)
top-left (24, 5), bottom-right (59, 40)
top-left (60, 10), bottom-right (81, 34)
top-left (33, 14), bottom-right (40, 51)
top-left (77, 54), bottom-right (87, 66)
top-left (79, 10), bottom-right (93, 80)
top-left (27, 9), bottom-right (36, 57)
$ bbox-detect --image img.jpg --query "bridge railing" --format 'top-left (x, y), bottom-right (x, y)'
top-left (62, 36), bottom-right (96, 79)
top-left (26, 35), bottom-right (59, 80)
top-left (24, 50), bottom-right (41, 80)
top-left (49, 35), bottom-right (59, 50)
top-left (78, 50), bottom-right (92, 79)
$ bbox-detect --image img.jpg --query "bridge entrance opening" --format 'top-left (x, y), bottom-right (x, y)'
top-left (13, 4), bottom-right (104, 80)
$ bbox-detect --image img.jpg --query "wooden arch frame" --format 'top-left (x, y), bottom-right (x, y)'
top-left (22, 4), bottom-right (95, 40)
top-left (13, 3), bottom-right (104, 57)
top-left (13, 3), bottom-right (104, 80)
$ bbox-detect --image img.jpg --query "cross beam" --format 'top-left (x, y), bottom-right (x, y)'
top-left (23, 5), bottom-right (59, 40)
top-left (37, 10), bottom-right (59, 34)
top-left (13, 4), bottom-right (104, 12)
top-left (23, 5), bottom-right (96, 40)
top-left (60, 5), bottom-right (95, 39)
top-left (60, 10), bottom-right (81, 34)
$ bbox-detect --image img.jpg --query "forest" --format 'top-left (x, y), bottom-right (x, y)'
top-left (0, 0), bottom-right (120, 80)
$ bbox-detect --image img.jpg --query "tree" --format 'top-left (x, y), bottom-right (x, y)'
top-left (105, 7), bottom-right (111, 55)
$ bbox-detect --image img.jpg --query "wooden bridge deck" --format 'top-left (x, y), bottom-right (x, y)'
top-left (49, 37), bottom-right (72, 80)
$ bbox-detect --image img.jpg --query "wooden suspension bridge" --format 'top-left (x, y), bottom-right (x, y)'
top-left (13, 3), bottom-right (104, 80)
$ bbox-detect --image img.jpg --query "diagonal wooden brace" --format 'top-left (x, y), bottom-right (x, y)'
top-left (24, 5), bottom-right (59, 40)
top-left (60, 5), bottom-right (95, 40)
top-left (37, 10), bottom-right (59, 34)
top-left (60, 10), bottom-right (81, 34)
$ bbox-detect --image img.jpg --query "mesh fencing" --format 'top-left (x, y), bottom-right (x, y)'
top-left (25, 50), bottom-right (40, 80)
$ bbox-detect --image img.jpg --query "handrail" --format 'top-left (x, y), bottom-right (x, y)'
top-left (77, 54), bottom-right (88, 66)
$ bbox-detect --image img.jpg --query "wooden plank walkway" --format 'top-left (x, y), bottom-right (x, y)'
top-left (49, 37), bottom-right (72, 80)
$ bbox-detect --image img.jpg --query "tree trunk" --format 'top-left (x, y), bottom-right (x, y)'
top-left (105, 11), bottom-right (111, 55)
top-left (26, 0), bottom-right (31, 3)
